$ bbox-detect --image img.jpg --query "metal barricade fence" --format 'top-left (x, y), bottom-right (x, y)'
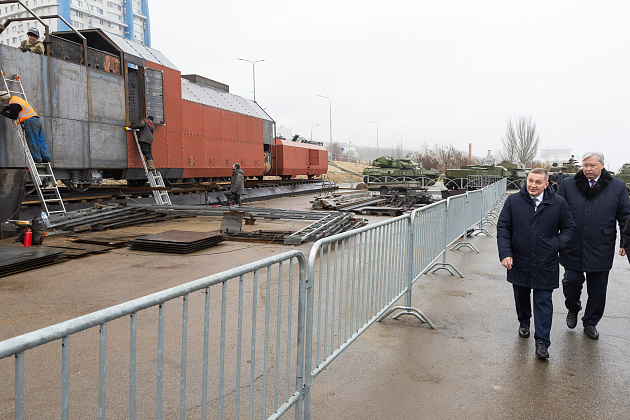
top-left (303, 215), bottom-right (410, 418)
top-left (410, 200), bottom-right (448, 281)
top-left (0, 251), bottom-right (307, 420)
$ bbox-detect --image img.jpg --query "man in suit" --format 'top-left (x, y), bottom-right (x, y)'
top-left (556, 152), bottom-right (630, 339)
top-left (497, 168), bottom-right (575, 359)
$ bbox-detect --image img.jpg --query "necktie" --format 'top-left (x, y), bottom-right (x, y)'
top-left (590, 180), bottom-right (595, 189)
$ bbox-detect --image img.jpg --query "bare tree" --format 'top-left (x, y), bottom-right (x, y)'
top-left (500, 116), bottom-right (540, 166)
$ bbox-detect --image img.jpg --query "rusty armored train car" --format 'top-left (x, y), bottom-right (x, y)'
top-left (0, 29), bottom-right (327, 191)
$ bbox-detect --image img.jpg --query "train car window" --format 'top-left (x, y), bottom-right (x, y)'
top-left (146, 68), bottom-right (165, 125)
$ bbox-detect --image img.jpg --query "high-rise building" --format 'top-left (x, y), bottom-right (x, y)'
top-left (0, 0), bottom-right (150, 47)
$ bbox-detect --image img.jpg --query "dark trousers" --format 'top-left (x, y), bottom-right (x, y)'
top-left (513, 285), bottom-right (553, 347)
top-left (23, 117), bottom-right (51, 162)
top-left (233, 193), bottom-right (242, 206)
top-left (139, 141), bottom-right (153, 160)
top-left (562, 268), bottom-right (609, 327)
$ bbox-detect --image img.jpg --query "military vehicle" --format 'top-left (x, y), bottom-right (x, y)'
top-left (614, 162), bottom-right (630, 193)
top-left (362, 156), bottom-right (440, 193)
top-left (443, 164), bottom-right (507, 190)
top-left (548, 156), bottom-right (581, 187)
top-left (497, 161), bottom-right (528, 189)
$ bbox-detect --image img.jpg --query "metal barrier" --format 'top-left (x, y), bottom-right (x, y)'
top-left (0, 180), bottom-right (508, 419)
top-left (0, 251), bottom-right (306, 420)
top-left (303, 215), bottom-right (411, 418)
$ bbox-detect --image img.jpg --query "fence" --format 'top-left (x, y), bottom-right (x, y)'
top-left (0, 251), bottom-right (307, 420)
top-left (0, 180), bottom-right (507, 419)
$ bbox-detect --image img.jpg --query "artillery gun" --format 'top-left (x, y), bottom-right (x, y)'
top-left (362, 156), bottom-right (439, 194)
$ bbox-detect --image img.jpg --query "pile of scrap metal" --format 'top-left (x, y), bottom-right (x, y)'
top-left (46, 203), bottom-right (179, 232)
top-left (380, 189), bottom-right (436, 210)
top-left (312, 189), bottom-right (436, 213)
top-left (312, 191), bottom-right (386, 211)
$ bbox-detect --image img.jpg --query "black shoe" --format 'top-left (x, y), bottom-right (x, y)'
top-left (584, 325), bottom-right (599, 340)
top-left (41, 158), bottom-right (50, 163)
top-left (566, 311), bottom-right (578, 329)
top-left (535, 342), bottom-right (549, 359)
top-left (518, 323), bottom-right (530, 338)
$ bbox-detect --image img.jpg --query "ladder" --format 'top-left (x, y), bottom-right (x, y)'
top-left (128, 128), bottom-right (171, 205)
top-left (1, 71), bottom-right (66, 216)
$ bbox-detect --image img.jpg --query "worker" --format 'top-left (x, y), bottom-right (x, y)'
top-left (132, 116), bottom-right (155, 171)
top-left (230, 163), bottom-right (245, 206)
top-left (19, 28), bottom-right (45, 55)
top-left (0, 90), bottom-right (51, 163)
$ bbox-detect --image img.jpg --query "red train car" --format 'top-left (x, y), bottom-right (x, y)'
top-left (271, 138), bottom-right (328, 179)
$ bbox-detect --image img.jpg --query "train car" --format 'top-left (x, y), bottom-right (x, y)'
top-left (0, 28), bottom-right (327, 191)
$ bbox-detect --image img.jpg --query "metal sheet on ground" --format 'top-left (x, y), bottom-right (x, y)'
top-left (128, 230), bottom-right (226, 254)
top-left (0, 246), bottom-right (64, 277)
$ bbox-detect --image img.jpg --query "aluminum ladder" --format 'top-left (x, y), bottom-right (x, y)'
top-left (1, 71), bottom-right (66, 216)
top-left (128, 128), bottom-right (172, 205)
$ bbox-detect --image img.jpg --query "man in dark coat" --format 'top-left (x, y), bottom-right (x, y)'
top-left (497, 168), bottom-right (575, 359)
top-left (230, 163), bottom-right (245, 206)
top-left (556, 169), bottom-right (565, 187)
top-left (557, 152), bottom-right (630, 339)
top-left (132, 116), bottom-right (155, 171)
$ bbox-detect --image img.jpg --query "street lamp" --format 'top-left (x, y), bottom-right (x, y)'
top-left (317, 95), bottom-right (333, 149)
top-left (311, 123), bottom-right (319, 142)
top-left (237, 58), bottom-right (265, 102)
top-left (368, 121), bottom-right (379, 156)
top-left (395, 131), bottom-right (403, 156)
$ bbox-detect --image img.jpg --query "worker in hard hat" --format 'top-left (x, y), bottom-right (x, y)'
top-left (19, 28), bottom-right (45, 55)
top-left (0, 90), bottom-right (52, 163)
top-left (132, 116), bottom-right (156, 171)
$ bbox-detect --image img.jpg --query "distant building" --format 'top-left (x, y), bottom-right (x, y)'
top-left (539, 148), bottom-right (572, 166)
top-left (483, 150), bottom-right (495, 165)
top-left (0, 0), bottom-right (150, 47)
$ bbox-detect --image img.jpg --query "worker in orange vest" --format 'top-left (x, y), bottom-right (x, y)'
top-left (0, 90), bottom-right (51, 163)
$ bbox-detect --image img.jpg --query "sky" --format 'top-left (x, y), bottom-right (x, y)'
top-left (149, 0), bottom-right (629, 171)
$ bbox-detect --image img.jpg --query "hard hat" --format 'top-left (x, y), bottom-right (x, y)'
top-left (0, 91), bottom-right (11, 101)
top-left (27, 27), bottom-right (39, 38)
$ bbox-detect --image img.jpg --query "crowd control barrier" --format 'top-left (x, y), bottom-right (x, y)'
top-left (0, 251), bottom-right (307, 420)
top-left (0, 180), bottom-right (507, 419)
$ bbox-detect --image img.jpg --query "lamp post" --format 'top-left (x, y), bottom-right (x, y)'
top-left (310, 123), bottom-right (319, 142)
top-left (395, 131), bottom-right (403, 157)
top-left (237, 58), bottom-right (265, 102)
top-left (317, 94), bottom-right (333, 149)
top-left (368, 121), bottom-right (379, 156)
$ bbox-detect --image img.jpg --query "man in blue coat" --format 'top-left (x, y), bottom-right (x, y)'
top-left (556, 152), bottom-right (630, 339)
top-left (497, 168), bottom-right (576, 359)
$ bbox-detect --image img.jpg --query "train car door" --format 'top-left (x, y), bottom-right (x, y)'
top-left (126, 63), bottom-right (165, 126)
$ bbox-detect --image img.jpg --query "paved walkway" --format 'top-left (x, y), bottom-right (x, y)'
top-left (310, 221), bottom-right (630, 419)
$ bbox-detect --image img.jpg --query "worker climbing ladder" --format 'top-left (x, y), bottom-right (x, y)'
top-left (1, 71), bottom-right (66, 216)
top-left (127, 127), bottom-right (172, 205)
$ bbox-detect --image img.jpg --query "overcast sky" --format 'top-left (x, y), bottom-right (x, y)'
top-left (150, 0), bottom-right (629, 171)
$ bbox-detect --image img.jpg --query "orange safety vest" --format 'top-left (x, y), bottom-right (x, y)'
top-left (8, 96), bottom-right (38, 123)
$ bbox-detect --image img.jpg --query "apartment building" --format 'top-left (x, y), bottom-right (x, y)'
top-left (0, 0), bottom-right (150, 47)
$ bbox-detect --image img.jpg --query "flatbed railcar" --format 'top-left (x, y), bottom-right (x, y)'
top-left (0, 28), bottom-right (327, 191)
